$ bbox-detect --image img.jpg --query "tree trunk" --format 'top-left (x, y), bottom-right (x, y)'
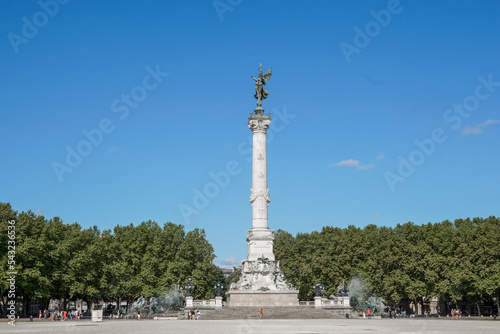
top-left (128, 298), bottom-right (133, 312)
top-left (23, 294), bottom-right (31, 317)
top-left (41, 299), bottom-right (49, 312)
top-left (496, 292), bottom-right (500, 315)
top-left (476, 303), bottom-right (480, 316)
top-left (1, 296), bottom-right (7, 317)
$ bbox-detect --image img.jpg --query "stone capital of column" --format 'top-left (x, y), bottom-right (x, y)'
top-left (248, 117), bottom-right (271, 134)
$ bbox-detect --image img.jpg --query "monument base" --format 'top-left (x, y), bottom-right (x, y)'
top-left (227, 252), bottom-right (299, 306)
top-left (226, 290), bottom-right (299, 307)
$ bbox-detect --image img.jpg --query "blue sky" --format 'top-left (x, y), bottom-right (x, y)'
top-left (1, 0), bottom-right (499, 268)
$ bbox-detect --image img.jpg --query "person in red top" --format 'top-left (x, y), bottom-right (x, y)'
top-left (367, 308), bottom-right (371, 319)
top-left (260, 308), bottom-right (263, 319)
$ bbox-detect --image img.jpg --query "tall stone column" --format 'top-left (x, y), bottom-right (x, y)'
top-left (226, 65), bottom-right (299, 306)
top-left (246, 110), bottom-right (275, 262)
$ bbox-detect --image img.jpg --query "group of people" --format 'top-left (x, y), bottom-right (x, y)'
top-left (362, 309), bottom-right (371, 319)
top-left (450, 308), bottom-right (462, 319)
top-left (187, 309), bottom-right (201, 320)
top-left (38, 309), bottom-right (80, 321)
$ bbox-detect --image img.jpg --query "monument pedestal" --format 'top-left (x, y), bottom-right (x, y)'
top-left (227, 243), bottom-right (299, 306)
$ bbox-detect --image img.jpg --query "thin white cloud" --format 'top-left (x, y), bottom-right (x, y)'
top-left (107, 147), bottom-right (118, 152)
top-left (35, 208), bottom-right (49, 215)
top-left (216, 257), bottom-right (242, 268)
top-left (376, 153), bottom-right (384, 160)
top-left (462, 127), bottom-right (482, 135)
top-left (373, 213), bottom-right (381, 220)
top-left (481, 119), bottom-right (500, 127)
top-left (462, 119), bottom-right (499, 136)
top-left (189, 211), bottom-right (201, 218)
top-left (329, 159), bottom-right (374, 170)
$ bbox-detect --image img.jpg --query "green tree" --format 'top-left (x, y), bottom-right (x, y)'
top-left (172, 228), bottom-right (217, 299)
top-left (475, 217), bottom-right (500, 314)
top-left (15, 211), bottom-right (51, 314)
top-left (0, 203), bottom-right (18, 315)
top-left (66, 226), bottom-right (103, 308)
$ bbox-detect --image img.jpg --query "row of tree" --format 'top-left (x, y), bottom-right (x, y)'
top-left (0, 202), bottom-right (224, 315)
top-left (274, 216), bottom-right (500, 313)
top-left (2, 201), bottom-right (498, 315)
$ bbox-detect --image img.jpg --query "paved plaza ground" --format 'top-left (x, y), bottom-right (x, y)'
top-left (2, 318), bottom-right (499, 334)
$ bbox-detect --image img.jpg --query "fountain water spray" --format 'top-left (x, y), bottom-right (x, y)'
top-left (127, 284), bottom-right (185, 318)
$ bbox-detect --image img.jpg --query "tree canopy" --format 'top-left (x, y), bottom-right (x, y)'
top-left (0, 202), bottom-right (222, 315)
top-left (1, 201), bottom-right (498, 315)
top-left (274, 217), bottom-right (500, 312)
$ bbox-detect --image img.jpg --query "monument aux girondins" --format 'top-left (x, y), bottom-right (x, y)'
top-left (226, 64), bottom-right (300, 306)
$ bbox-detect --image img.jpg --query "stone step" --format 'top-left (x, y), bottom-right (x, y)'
top-left (183, 306), bottom-right (354, 320)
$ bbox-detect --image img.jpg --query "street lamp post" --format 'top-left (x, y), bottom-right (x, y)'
top-left (313, 282), bottom-right (324, 297)
top-left (184, 276), bottom-right (195, 297)
top-left (214, 281), bottom-right (224, 308)
top-left (214, 281), bottom-right (224, 297)
top-left (314, 282), bottom-right (324, 309)
top-left (184, 277), bottom-right (195, 308)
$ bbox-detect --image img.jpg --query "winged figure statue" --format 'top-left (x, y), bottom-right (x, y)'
top-left (251, 63), bottom-right (272, 107)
